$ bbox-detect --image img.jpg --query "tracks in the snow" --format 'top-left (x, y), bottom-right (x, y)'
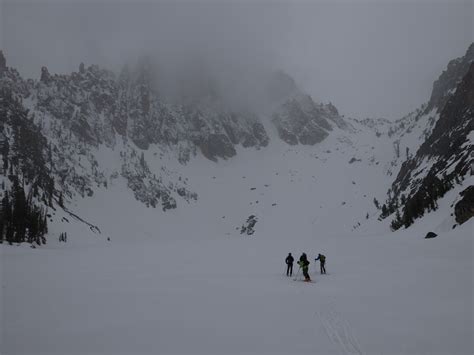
top-left (316, 305), bottom-right (364, 355)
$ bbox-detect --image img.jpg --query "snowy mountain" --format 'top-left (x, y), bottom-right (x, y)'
top-left (1, 40), bottom-right (473, 355)
top-left (0, 50), bottom-right (350, 244)
top-left (0, 43), bottom-right (473, 247)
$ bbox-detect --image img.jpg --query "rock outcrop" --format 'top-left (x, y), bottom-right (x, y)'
top-left (272, 94), bottom-right (334, 145)
top-left (455, 186), bottom-right (474, 225)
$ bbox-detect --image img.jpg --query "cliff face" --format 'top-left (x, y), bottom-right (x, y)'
top-left (386, 49), bottom-right (474, 229)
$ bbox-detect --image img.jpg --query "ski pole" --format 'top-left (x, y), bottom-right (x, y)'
top-left (293, 267), bottom-right (301, 281)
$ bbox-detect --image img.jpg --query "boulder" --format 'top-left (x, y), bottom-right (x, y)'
top-left (425, 232), bottom-right (437, 239)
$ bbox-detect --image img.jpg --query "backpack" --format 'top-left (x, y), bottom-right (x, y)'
top-left (320, 255), bottom-right (326, 263)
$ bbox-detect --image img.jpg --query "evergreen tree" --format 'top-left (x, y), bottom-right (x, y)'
top-left (12, 178), bottom-right (27, 243)
top-left (3, 192), bottom-right (14, 245)
top-left (373, 198), bottom-right (380, 209)
top-left (0, 198), bottom-right (4, 243)
top-left (6, 223), bottom-right (13, 245)
top-left (1, 138), bottom-right (9, 171)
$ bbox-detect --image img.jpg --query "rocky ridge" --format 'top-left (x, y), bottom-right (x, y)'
top-left (382, 45), bottom-right (474, 229)
top-left (0, 50), bottom-right (346, 227)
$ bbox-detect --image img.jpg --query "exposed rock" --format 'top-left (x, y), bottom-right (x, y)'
top-left (276, 126), bottom-right (298, 145)
top-left (454, 186), bottom-right (474, 225)
top-left (349, 157), bottom-right (361, 164)
top-left (251, 122), bottom-right (269, 147)
top-left (425, 232), bottom-right (437, 239)
top-left (199, 134), bottom-right (236, 162)
top-left (240, 215), bottom-right (258, 236)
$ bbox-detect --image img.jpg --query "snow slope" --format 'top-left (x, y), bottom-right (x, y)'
top-left (2, 132), bottom-right (473, 355)
top-left (37, 120), bottom-right (395, 245)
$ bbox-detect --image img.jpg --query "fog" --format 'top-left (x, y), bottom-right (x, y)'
top-left (1, 0), bottom-right (472, 119)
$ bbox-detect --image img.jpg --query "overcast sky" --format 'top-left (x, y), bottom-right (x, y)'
top-left (1, 0), bottom-right (472, 119)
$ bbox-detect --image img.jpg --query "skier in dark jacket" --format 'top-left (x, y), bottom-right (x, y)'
top-left (285, 253), bottom-right (294, 276)
top-left (297, 253), bottom-right (311, 281)
top-left (315, 253), bottom-right (326, 274)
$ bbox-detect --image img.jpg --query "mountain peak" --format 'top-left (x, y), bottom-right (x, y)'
top-left (266, 70), bottom-right (299, 103)
top-left (426, 42), bottom-right (474, 113)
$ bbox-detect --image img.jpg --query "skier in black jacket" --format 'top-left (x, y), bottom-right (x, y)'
top-left (285, 253), bottom-right (294, 276)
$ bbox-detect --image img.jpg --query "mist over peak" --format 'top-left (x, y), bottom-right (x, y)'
top-left (3, 1), bottom-right (472, 119)
top-left (116, 52), bottom-right (303, 114)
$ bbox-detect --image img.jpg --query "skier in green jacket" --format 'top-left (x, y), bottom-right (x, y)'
top-left (315, 253), bottom-right (326, 274)
top-left (297, 253), bottom-right (311, 281)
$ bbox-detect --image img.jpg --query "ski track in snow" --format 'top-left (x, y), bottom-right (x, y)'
top-left (317, 305), bottom-right (364, 355)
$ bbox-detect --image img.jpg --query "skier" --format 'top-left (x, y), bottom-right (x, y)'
top-left (285, 253), bottom-right (294, 276)
top-left (315, 253), bottom-right (326, 274)
top-left (297, 253), bottom-right (311, 281)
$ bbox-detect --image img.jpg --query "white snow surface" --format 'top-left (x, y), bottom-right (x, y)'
top-left (1, 126), bottom-right (473, 355)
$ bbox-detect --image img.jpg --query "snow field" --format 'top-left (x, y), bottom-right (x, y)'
top-left (2, 219), bottom-right (472, 355)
